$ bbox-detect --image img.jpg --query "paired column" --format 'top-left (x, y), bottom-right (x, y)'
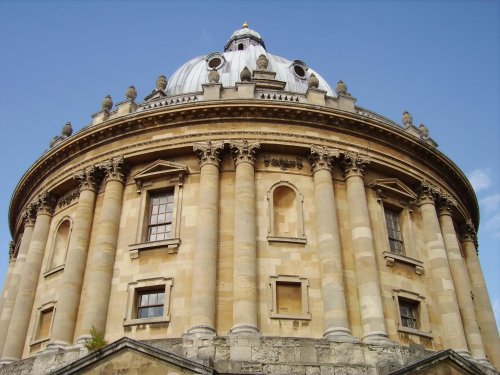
top-left (49, 167), bottom-right (101, 348)
top-left (0, 242), bottom-right (15, 321)
top-left (229, 140), bottom-right (260, 335)
top-left (188, 141), bottom-right (224, 336)
top-left (77, 157), bottom-right (127, 342)
top-left (309, 146), bottom-right (354, 342)
top-left (341, 152), bottom-right (390, 345)
top-left (417, 181), bottom-right (469, 355)
top-left (2, 193), bottom-right (56, 362)
top-left (460, 220), bottom-right (500, 368)
top-left (0, 211), bottom-right (35, 356)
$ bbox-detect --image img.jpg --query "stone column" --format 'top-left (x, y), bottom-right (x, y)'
top-left (187, 141), bottom-right (224, 337)
top-left (309, 146), bottom-right (355, 342)
top-left (460, 220), bottom-right (500, 368)
top-left (77, 157), bottom-right (127, 343)
top-left (341, 151), bottom-right (390, 345)
top-left (417, 181), bottom-right (469, 355)
top-left (1, 193), bottom-right (56, 362)
top-left (49, 167), bottom-right (101, 348)
top-left (229, 140), bottom-right (260, 335)
top-left (437, 195), bottom-right (488, 363)
top-left (0, 242), bottom-right (15, 319)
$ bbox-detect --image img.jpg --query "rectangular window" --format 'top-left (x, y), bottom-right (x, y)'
top-left (270, 275), bottom-right (310, 320)
top-left (385, 208), bottom-right (404, 255)
top-left (276, 281), bottom-right (302, 315)
top-left (36, 307), bottom-right (54, 340)
top-left (137, 288), bottom-right (165, 319)
top-left (148, 191), bottom-right (174, 242)
top-left (399, 300), bottom-right (418, 329)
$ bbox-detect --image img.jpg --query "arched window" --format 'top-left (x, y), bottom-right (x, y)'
top-left (238, 43), bottom-right (244, 50)
top-left (46, 218), bottom-right (72, 273)
top-left (267, 182), bottom-right (306, 244)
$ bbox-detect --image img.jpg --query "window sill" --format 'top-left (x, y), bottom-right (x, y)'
top-left (43, 264), bottom-right (65, 278)
top-left (383, 251), bottom-right (423, 274)
top-left (30, 337), bottom-right (50, 346)
top-left (123, 315), bottom-right (171, 327)
top-left (268, 236), bottom-right (307, 244)
top-left (398, 326), bottom-right (433, 339)
top-left (128, 238), bottom-right (181, 259)
top-left (271, 313), bottom-right (311, 320)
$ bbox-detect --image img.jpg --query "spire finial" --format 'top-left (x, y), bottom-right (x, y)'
top-left (242, 22), bottom-right (249, 29)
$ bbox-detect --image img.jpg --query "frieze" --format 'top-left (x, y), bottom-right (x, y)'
top-left (57, 190), bottom-right (79, 208)
top-left (263, 154), bottom-right (303, 171)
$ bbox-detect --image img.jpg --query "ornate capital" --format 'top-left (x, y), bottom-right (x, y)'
top-left (340, 151), bottom-right (370, 179)
top-left (36, 191), bottom-right (57, 216)
top-left (308, 145), bottom-right (340, 173)
top-left (8, 240), bottom-right (15, 261)
top-left (23, 204), bottom-right (37, 227)
top-left (230, 140), bottom-right (260, 166)
top-left (193, 140), bottom-right (225, 168)
top-left (437, 192), bottom-right (457, 216)
top-left (416, 180), bottom-right (439, 206)
top-left (74, 166), bottom-right (102, 192)
top-left (98, 156), bottom-right (128, 184)
top-left (460, 219), bottom-right (478, 248)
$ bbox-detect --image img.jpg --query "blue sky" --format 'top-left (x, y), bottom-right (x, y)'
top-left (0, 0), bottom-right (499, 332)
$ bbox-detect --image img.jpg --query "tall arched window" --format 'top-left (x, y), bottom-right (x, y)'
top-left (267, 182), bottom-right (306, 244)
top-left (47, 218), bottom-right (71, 273)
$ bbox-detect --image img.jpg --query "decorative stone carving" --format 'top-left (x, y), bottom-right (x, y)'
top-left (263, 154), bottom-right (303, 171)
top-left (437, 192), bottom-right (457, 216)
top-left (74, 166), bottom-right (102, 192)
top-left (340, 151), bottom-right (370, 179)
top-left (460, 219), bottom-right (478, 248)
top-left (402, 110), bottom-right (413, 127)
top-left (57, 190), bottom-right (79, 208)
top-left (230, 140), bottom-right (260, 166)
top-left (125, 85), bottom-right (137, 101)
top-left (193, 140), bottom-right (225, 167)
top-left (335, 80), bottom-right (348, 95)
top-left (208, 69), bottom-right (220, 84)
top-left (22, 204), bottom-right (37, 227)
top-left (98, 156), bottom-right (128, 184)
top-left (156, 75), bottom-right (168, 91)
top-left (49, 122), bottom-right (73, 148)
top-left (102, 95), bottom-right (113, 111)
top-left (256, 54), bottom-right (269, 70)
top-left (36, 191), bottom-right (57, 215)
top-left (8, 240), bottom-right (15, 260)
top-left (416, 180), bottom-right (439, 205)
top-left (308, 145), bottom-right (340, 172)
top-left (307, 73), bottom-right (319, 89)
top-left (240, 66), bottom-right (251, 82)
top-left (418, 123), bottom-right (429, 139)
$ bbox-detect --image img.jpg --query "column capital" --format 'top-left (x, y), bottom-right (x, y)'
top-left (193, 140), bottom-right (224, 168)
top-left (230, 139), bottom-right (260, 166)
top-left (22, 205), bottom-right (37, 227)
top-left (340, 151), bottom-right (370, 179)
top-left (8, 240), bottom-right (15, 261)
top-left (98, 156), bottom-right (128, 184)
top-left (417, 180), bottom-right (439, 206)
top-left (74, 166), bottom-right (103, 192)
top-left (36, 191), bottom-right (57, 216)
top-left (308, 145), bottom-right (340, 173)
top-left (460, 219), bottom-right (478, 248)
top-left (437, 192), bottom-right (457, 216)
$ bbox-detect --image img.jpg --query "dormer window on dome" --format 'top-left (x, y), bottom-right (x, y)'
top-left (291, 60), bottom-right (308, 79)
top-left (206, 53), bottom-right (225, 70)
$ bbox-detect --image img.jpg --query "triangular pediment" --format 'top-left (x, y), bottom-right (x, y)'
top-left (144, 89), bottom-right (167, 101)
top-left (369, 178), bottom-right (417, 201)
top-left (51, 337), bottom-right (217, 375)
top-left (389, 349), bottom-right (488, 374)
top-left (133, 159), bottom-right (189, 183)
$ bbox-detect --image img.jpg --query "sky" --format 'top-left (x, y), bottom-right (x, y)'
top-left (0, 0), bottom-right (498, 332)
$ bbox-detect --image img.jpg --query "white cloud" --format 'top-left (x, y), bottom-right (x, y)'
top-left (468, 168), bottom-right (491, 192)
top-left (480, 194), bottom-right (500, 213)
top-left (484, 212), bottom-right (500, 238)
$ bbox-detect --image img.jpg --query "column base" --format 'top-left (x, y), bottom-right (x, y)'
top-left (454, 349), bottom-right (472, 358)
top-left (185, 324), bottom-right (216, 339)
top-left (75, 334), bottom-right (91, 346)
top-left (229, 323), bottom-right (260, 336)
top-left (362, 331), bottom-right (395, 346)
top-left (323, 327), bottom-right (360, 343)
top-left (45, 340), bottom-right (72, 351)
top-left (0, 357), bottom-right (18, 365)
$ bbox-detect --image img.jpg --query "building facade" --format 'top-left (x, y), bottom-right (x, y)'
top-left (0, 25), bottom-right (498, 374)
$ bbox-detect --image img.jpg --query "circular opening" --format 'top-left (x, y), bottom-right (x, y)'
top-left (294, 65), bottom-right (306, 77)
top-left (208, 57), bottom-right (222, 69)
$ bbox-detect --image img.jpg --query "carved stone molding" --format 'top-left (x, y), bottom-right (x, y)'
top-left (57, 190), bottom-right (79, 208)
top-left (230, 139), bottom-right (260, 166)
top-left (23, 204), bottom-right (37, 227)
top-left (308, 145), bottom-right (340, 173)
top-left (340, 151), bottom-right (370, 179)
top-left (74, 166), bottom-right (102, 192)
top-left (193, 140), bottom-right (224, 168)
top-left (416, 180), bottom-right (439, 206)
top-left (437, 192), bottom-right (457, 216)
top-left (8, 240), bottom-right (15, 261)
top-left (263, 154), bottom-right (303, 171)
top-left (98, 156), bottom-right (128, 184)
top-left (36, 191), bottom-right (57, 216)
top-left (460, 219), bottom-right (478, 249)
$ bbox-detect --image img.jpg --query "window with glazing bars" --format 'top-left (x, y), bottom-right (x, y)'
top-left (384, 208), bottom-right (404, 255)
top-left (137, 289), bottom-right (165, 319)
top-left (399, 300), bottom-right (418, 329)
top-left (148, 191), bottom-right (174, 241)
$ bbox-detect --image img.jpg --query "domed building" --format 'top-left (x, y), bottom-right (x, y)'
top-left (0, 24), bottom-right (498, 374)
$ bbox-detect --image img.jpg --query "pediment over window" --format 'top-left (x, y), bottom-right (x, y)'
top-left (133, 159), bottom-right (189, 192)
top-left (51, 337), bottom-right (216, 375)
top-left (369, 178), bottom-right (417, 201)
top-left (144, 89), bottom-right (167, 101)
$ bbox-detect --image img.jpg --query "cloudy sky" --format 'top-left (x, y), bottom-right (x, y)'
top-left (0, 0), bottom-right (499, 332)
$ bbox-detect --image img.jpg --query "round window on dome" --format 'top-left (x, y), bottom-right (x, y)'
top-left (206, 53), bottom-right (225, 70)
top-left (291, 60), bottom-right (308, 80)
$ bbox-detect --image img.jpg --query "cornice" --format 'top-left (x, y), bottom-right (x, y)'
top-left (8, 100), bottom-right (478, 236)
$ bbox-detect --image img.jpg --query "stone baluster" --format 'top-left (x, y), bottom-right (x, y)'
top-left (460, 220), bottom-right (500, 368)
top-left (188, 141), bottom-right (224, 337)
top-left (341, 151), bottom-right (391, 345)
top-left (437, 195), bottom-right (488, 363)
top-left (229, 140), bottom-right (260, 335)
top-left (1, 193), bottom-right (56, 362)
top-left (76, 157), bottom-right (127, 343)
top-left (417, 181), bottom-right (469, 355)
top-left (49, 167), bottom-right (101, 348)
top-left (309, 146), bottom-right (355, 342)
